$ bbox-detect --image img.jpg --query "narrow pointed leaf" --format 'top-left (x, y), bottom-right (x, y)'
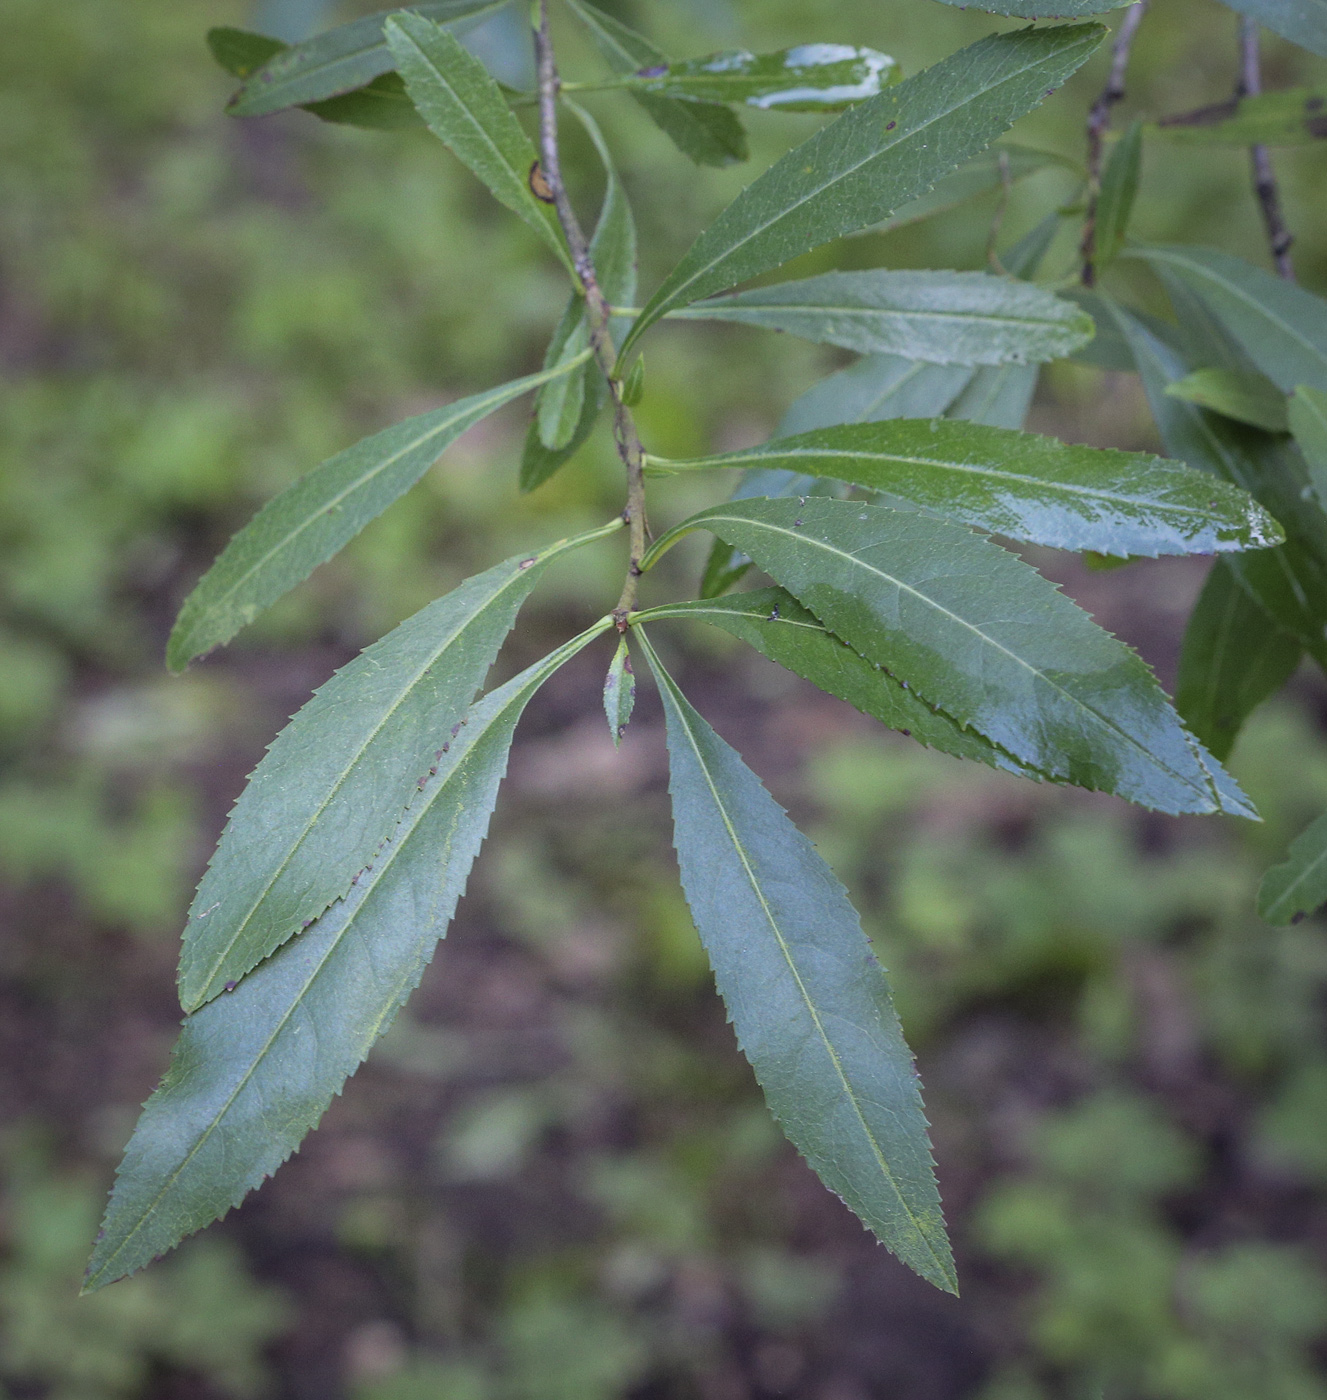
top-left (928, 0), bottom-right (1128, 16)
top-left (1094, 120), bottom-right (1142, 268)
top-left (626, 45), bottom-right (899, 112)
top-left (177, 522), bottom-right (621, 1012)
top-left (668, 270), bottom-right (1093, 366)
top-left (1259, 809), bottom-right (1327, 924)
top-left (636, 590), bottom-right (1047, 780)
top-left (603, 635), bottom-right (636, 747)
top-left (945, 362), bottom-right (1039, 428)
top-left (537, 321), bottom-right (589, 450)
top-left (618, 24), bottom-right (1106, 361)
top-left (386, 13), bottom-right (571, 271)
top-left (1166, 367), bottom-right (1289, 432)
top-left (84, 622), bottom-right (612, 1292)
top-left (646, 497), bottom-right (1256, 818)
top-left (169, 363), bottom-right (587, 669)
top-left (1151, 85), bottom-right (1327, 145)
top-left (637, 631), bottom-right (955, 1292)
top-left (663, 420), bottom-right (1282, 558)
top-left (1214, 0), bottom-right (1327, 58)
top-left (1176, 558), bottom-right (1300, 761)
top-left (564, 0), bottom-right (747, 166)
top-left (1289, 385), bottom-right (1327, 508)
top-left (226, 1), bottom-right (505, 116)
top-left (1126, 245), bottom-right (1327, 393)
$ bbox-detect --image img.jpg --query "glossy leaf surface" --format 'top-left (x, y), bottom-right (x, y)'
top-left (1151, 85), bottom-right (1327, 145)
top-left (664, 420), bottom-right (1282, 558)
top-left (1166, 367), bottom-right (1289, 432)
top-left (226, 1), bottom-right (504, 116)
top-left (1289, 385), bottom-right (1327, 508)
top-left (638, 632), bottom-right (955, 1292)
top-left (85, 623), bottom-right (612, 1291)
top-left (1094, 120), bottom-right (1142, 268)
top-left (170, 362), bottom-right (587, 670)
top-left (646, 497), bottom-right (1256, 818)
top-left (627, 44), bottom-right (898, 112)
top-left (603, 636), bottom-right (636, 747)
top-left (564, 0), bottom-right (747, 166)
top-left (177, 523), bottom-right (621, 1012)
top-left (1214, 0), bottom-right (1327, 57)
top-left (386, 13), bottom-right (571, 270)
top-left (669, 270), bottom-right (1093, 366)
top-left (619, 24), bottom-right (1105, 359)
top-left (637, 590), bottom-right (1045, 779)
top-left (1259, 809), bottom-right (1327, 924)
top-left (1176, 558), bottom-right (1300, 761)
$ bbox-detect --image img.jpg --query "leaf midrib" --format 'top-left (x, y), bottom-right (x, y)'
top-left (682, 302), bottom-right (1079, 333)
top-left (1266, 837), bottom-right (1327, 918)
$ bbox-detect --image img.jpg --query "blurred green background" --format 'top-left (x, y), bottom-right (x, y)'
top-left (4, 0), bottom-right (1327, 1395)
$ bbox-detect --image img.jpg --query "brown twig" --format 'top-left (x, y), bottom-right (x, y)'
top-left (1080, 0), bottom-right (1148, 287)
top-left (532, 0), bottom-right (648, 625)
top-left (1238, 17), bottom-right (1295, 280)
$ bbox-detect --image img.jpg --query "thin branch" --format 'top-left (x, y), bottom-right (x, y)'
top-left (533, 0), bottom-right (648, 624)
top-left (1238, 17), bottom-right (1295, 280)
top-left (1080, 0), bottom-right (1148, 287)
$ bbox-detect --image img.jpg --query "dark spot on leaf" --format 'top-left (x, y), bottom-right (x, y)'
top-left (224, 980), bottom-right (237, 992)
top-left (886, 120), bottom-right (896, 130)
top-left (528, 162), bottom-right (555, 203)
top-left (793, 518), bottom-right (803, 527)
top-left (635, 63), bottom-right (668, 78)
top-left (519, 556), bottom-right (538, 569)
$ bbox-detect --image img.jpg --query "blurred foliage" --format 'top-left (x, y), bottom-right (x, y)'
top-left (4, 0), bottom-right (1327, 1394)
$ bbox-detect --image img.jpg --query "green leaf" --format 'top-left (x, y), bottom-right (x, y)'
top-left (1176, 558), bottom-right (1300, 761)
top-left (636, 590), bottom-right (1047, 780)
top-left (226, 1), bottom-right (505, 115)
top-left (1150, 84), bottom-right (1327, 145)
top-left (626, 44), bottom-right (899, 112)
top-left (1289, 385), bottom-right (1327, 508)
top-left (1126, 244), bottom-right (1327, 393)
top-left (176, 521), bottom-right (622, 1013)
top-left (603, 635), bottom-right (635, 747)
top-left (385, 13), bottom-right (571, 272)
top-left (927, 0), bottom-right (1128, 16)
top-left (1215, 0), bottom-right (1327, 58)
top-left (84, 620), bottom-right (613, 1292)
top-left (944, 362), bottom-right (1039, 428)
top-left (636, 630), bottom-right (956, 1293)
top-left (661, 419), bottom-right (1283, 558)
top-left (1259, 809), bottom-right (1327, 925)
top-left (1166, 367), bottom-right (1289, 432)
top-left (304, 71), bottom-right (426, 131)
top-left (170, 361), bottom-right (590, 669)
top-left (207, 27), bottom-right (287, 80)
top-left (644, 497), bottom-right (1256, 818)
top-left (667, 270), bottom-right (1094, 366)
top-left (536, 320), bottom-right (589, 450)
top-left (617, 24), bottom-right (1106, 362)
top-left (564, 0), bottom-right (748, 166)
top-left (1094, 120), bottom-right (1142, 268)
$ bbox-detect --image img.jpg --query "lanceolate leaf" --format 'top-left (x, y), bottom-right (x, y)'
top-left (1176, 558), bottom-right (1300, 761)
top-left (644, 497), bottom-right (1256, 818)
top-left (1126, 245), bottom-right (1327, 393)
top-left (1094, 120), bottom-right (1142, 268)
top-left (169, 360), bottom-right (590, 669)
top-left (927, 0), bottom-right (1128, 17)
top-left (668, 270), bottom-right (1093, 366)
top-left (1213, 0), bottom-right (1327, 58)
top-left (564, 0), bottom-right (748, 166)
top-left (386, 13), bottom-right (571, 271)
top-left (661, 420), bottom-right (1282, 558)
top-left (84, 621), bottom-right (613, 1292)
top-left (635, 590), bottom-right (1047, 780)
top-left (945, 362), bottom-right (1039, 428)
top-left (177, 521), bottom-right (622, 1012)
top-left (1289, 385), bottom-right (1327, 509)
top-left (1259, 809), bottom-right (1327, 925)
top-left (1166, 367), bottom-right (1289, 432)
top-left (636, 630), bottom-right (956, 1292)
top-left (226, 1), bottom-right (506, 116)
top-left (1151, 85), bottom-right (1327, 145)
top-left (603, 635), bottom-right (635, 747)
top-left (618, 24), bottom-right (1105, 361)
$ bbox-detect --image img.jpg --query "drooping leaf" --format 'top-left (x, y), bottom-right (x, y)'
top-left (170, 362), bottom-right (590, 670)
top-left (667, 270), bottom-right (1094, 366)
top-left (618, 24), bottom-right (1106, 361)
top-left (564, 0), bottom-right (748, 166)
top-left (636, 630), bottom-right (956, 1293)
top-left (603, 635), bottom-right (636, 747)
top-left (519, 100), bottom-right (638, 492)
top-left (625, 44), bottom-right (899, 112)
top-left (926, 0), bottom-right (1128, 17)
top-left (661, 420), bottom-right (1282, 558)
top-left (84, 621), bottom-right (613, 1292)
top-left (226, 1), bottom-right (506, 115)
top-left (644, 497), bottom-right (1256, 818)
top-left (385, 13), bottom-right (571, 271)
top-left (1213, 0), bottom-right (1327, 58)
top-left (1289, 385), bottom-right (1327, 508)
top-left (536, 320), bottom-right (589, 450)
top-left (636, 590), bottom-right (1047, 780)
top-left (176, 521), bottom-right (622, 1012)
top-left (1150, 85), bottom-right (1327, 145)
top-left (1165, 367), bottom-right (1289, 432)
top-left (1126, 245), bottom-right (1327, 393)
top-left (1176, 558), bottom-right (1300, 761)
top-left (1259, 808), bottom-right (1327, 925)
top-left (1094, 120), bottom-right (1142, 268)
